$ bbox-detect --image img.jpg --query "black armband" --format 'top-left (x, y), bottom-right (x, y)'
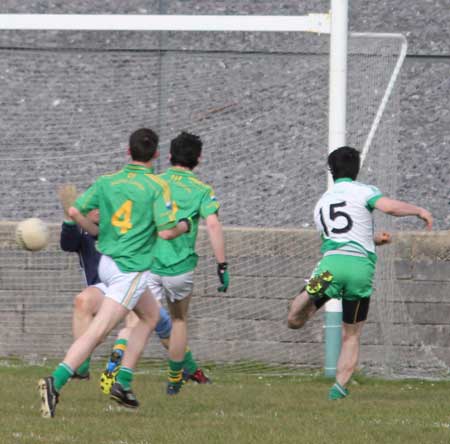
top-left (178, 217), bottom-right (191, 233)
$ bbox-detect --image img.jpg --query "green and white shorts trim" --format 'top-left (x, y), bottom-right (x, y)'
top-left (147, 271), bottom-right (194, 303)
top-left (98, 255), bottom-right (149, 310)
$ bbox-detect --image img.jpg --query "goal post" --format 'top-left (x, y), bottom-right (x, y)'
top-left (325, 0), bottom-right (349, 377)
top-left (0, 13), bottom-right (331, 34)
top-left (0, 4), bottom-right (413, 376)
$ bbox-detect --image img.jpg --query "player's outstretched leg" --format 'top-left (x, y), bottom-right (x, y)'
top-left (38, 376), bottom-right (59, 418)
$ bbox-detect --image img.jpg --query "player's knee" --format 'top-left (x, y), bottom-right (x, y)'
top-left (287, 304), bottom-right (309, 329)
top-left (125, 311), bottom-right (139, 329)
top-left (135, 298), bottom-right (161, 328)
top-left (287, 314), bottom-right (305, 329)
top-left (168, 303), bottom-right (188, 322)
top-left (138, 314), bottom-right (158, 333)
top-left (341, 327), bottom-right (361, 345)
top-left (341, 329), bottom-right (352, 342)
top-left (287, 320), bottom-right (299, 329)
top-left (73, 292), bottom-right (95, 316)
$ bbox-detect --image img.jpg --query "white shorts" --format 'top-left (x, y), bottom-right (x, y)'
top-left (147, 271), bottom-right (194, 303)
top-left (92, 282), bottom-right (107, 294)
top-left (98, 255), bottom-right (149, 310)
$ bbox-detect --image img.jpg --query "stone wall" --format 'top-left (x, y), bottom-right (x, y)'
top-left (1, 222), bottom-right (449, 376)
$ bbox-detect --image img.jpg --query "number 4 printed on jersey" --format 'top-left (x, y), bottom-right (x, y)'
top-left (111, 200), bottom-right (133, 234)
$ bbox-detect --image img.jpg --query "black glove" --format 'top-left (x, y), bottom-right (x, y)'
top-left (217, 262), bottom-right (229, 293)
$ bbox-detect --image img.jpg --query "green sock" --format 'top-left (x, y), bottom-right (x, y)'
top-left (113, 338), bottom-right (128, 349)
top-left (168, 359), bottom-right (184, 386)
top-left (182, 348), bottom-right (198, 375)
top-left (76, 357), bottom-right (91, 377)
top-left (116, 367), bottom-right (133, 391)
top-left (328, 382), bottom-right (349, 400)
top-left (52, 362), bottom-right (74, 392)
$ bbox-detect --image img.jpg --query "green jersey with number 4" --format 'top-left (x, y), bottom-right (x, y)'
top-left (150, 167), bottom-right (220, 276)
top-left (74, 164), bottom-right (177, 272)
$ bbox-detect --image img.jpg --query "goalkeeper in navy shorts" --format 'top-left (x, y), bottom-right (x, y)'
top-left (58, 185), bottom-right (211, 387)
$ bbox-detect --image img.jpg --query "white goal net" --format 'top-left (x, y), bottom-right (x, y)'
top-left (0, 23), bottom-right (443, 377)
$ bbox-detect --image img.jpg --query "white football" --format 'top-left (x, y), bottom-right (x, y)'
top-left (16, 218), bottom-right (50, 251)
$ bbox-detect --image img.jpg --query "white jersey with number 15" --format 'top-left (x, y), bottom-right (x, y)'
top-left (313, 179), bottom-right (383, 254)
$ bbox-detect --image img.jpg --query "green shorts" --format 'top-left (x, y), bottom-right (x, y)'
top-left (311, 254), bottom-right (376, 301)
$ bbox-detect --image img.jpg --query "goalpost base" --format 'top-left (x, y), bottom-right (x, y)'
top-left (324, 298), bottom-right (343, 378)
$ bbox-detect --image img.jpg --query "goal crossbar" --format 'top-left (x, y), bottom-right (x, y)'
top-left (0, 14), bottom-right (331, 34)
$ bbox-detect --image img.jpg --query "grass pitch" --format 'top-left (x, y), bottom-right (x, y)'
top-left (1, 360), bottom-right (450, 444)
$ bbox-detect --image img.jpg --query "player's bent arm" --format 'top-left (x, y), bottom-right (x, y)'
top-left (374, 197), bottom-right (433, 230)
top-left (68, 206), bottom-right (100, 237)
top-left (158, 219), bottom-right (190, 240)
top-left (205, 213), bottom-right (226, 263)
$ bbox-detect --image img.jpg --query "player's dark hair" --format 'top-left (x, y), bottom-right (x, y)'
top-left (129, 128), bottom-right (159, 162)
top-left (170, 131), bottom-right (202, 169)
top-left (328, 146), bottom-right (360, 180)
